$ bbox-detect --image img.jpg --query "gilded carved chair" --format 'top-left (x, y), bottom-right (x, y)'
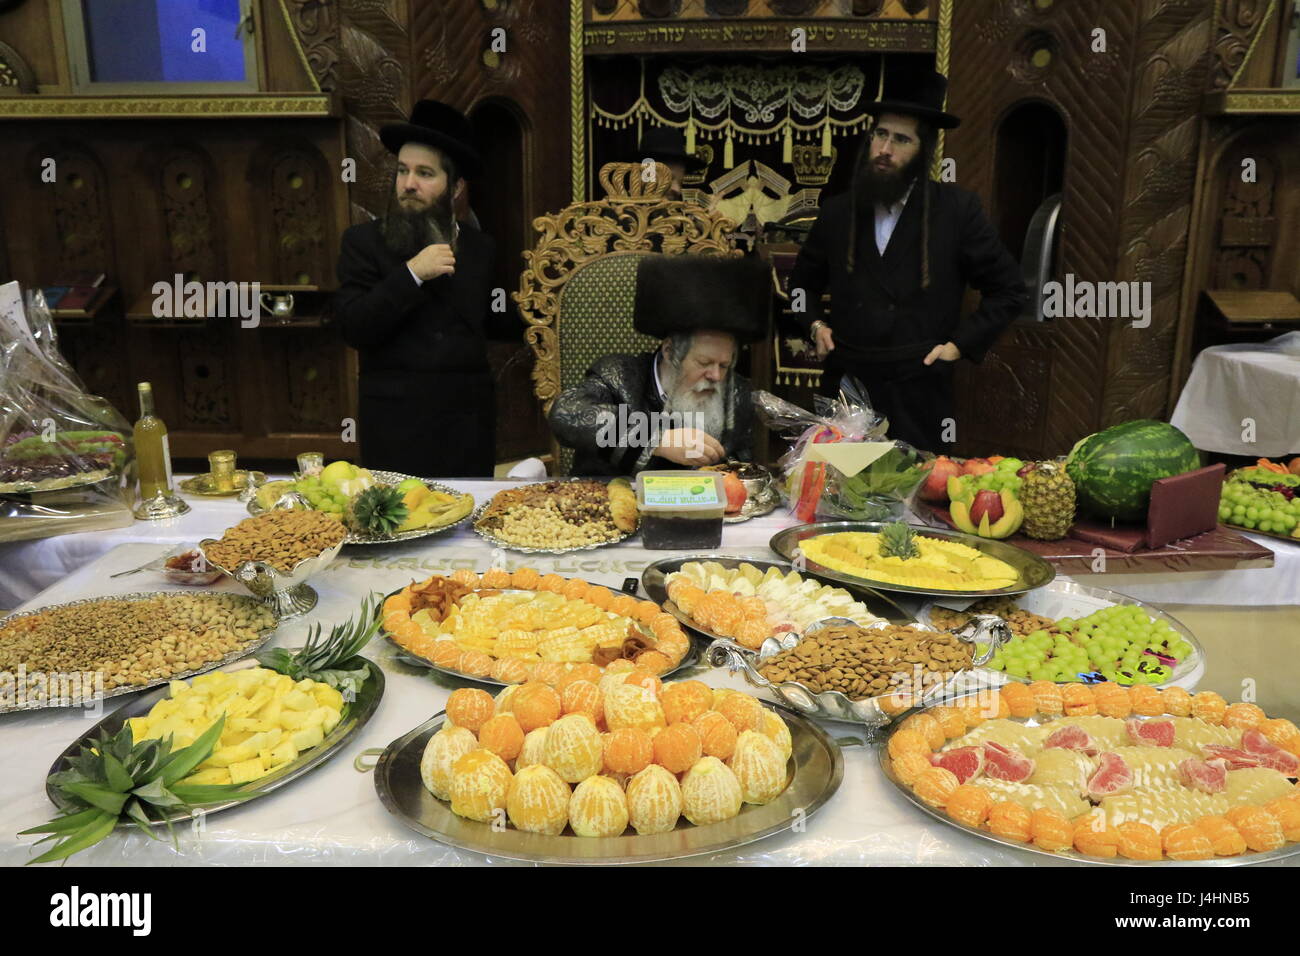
top-left (515, 161), bottom-right (740, 474)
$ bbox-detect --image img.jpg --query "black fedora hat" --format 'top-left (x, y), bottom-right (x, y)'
top-left (639, 126), bottom-right (708, 173)
top-left (865, 69), bottom-right (961, 130)
top-left (634, 255), bottom-right (768, 343)
top-left (380, 100), bottom-right (482, 178)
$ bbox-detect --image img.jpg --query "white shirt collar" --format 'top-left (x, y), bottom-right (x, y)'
top-left (653, 350), bottom-right (667, 403)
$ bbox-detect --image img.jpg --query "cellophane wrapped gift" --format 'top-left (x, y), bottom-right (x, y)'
top-left (755, 376), bottom-right (929, 523)
top-left (0, 282), bottom-right (135, 541)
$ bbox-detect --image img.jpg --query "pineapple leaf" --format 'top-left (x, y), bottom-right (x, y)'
top-left (131, 778), bottom-right (186, 809)
top-left (160, 715), bottom-right (226, 787)
top-left (18, 806), bottom-right (106, 836)
top-left (102, 753), bottom-right (134, 793)
top-left (878, 521), bottom-right (920, 559)
top-left (24, 811), bottom-right (118, 866)
top-left (257, 593), bottom-right (381, 685)
top-left (169, 783), bottom-right (260, 804)
top-left (122, 798), bottom-right (161, 836)
top-left (59, 781), bottom-right (128, 816)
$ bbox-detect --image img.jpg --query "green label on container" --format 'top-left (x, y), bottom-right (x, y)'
top-left (640, 474), bottom-right (720, 507)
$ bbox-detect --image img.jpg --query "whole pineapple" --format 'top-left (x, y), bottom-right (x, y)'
top-left (345, 485), bottom-right (408, 537)
top-left (1020, 461), bottom-right (1076, 540)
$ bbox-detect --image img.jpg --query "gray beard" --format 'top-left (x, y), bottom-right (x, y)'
top-left (661, 362), bottom-right (728, 445)
top-left (380, 193), bottom-right (456, 259)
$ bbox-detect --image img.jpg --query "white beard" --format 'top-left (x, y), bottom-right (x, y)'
top-left (661, 362), bottom-right (728, 444)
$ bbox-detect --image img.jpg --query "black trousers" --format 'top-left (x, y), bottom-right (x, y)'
top-left (358, 371), bottom-right (496, 477)
top-left (819, 359), bottom-right (954, 456)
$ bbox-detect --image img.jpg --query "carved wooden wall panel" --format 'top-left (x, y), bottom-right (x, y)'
top-left (177, 325), bottom-right (237, 429)
top-left (156, 146), bottom-right (225, 284)
top-left (27, 142), bottom-right (116, 280)
top-left (249, 144), bottom-right (336, 287)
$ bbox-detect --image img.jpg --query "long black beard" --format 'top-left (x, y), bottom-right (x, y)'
top-left (380, 191), bottom-right (455, 259)
top-left (855, 149), bottom-right (926, 213)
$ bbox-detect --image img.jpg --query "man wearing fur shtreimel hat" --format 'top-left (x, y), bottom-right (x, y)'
top-left (789, 69), bottom-right (1027, 454)
top-left (549, 255), bottom-right (768, 476)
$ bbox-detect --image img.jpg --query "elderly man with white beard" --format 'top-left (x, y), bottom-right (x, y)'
top-left (548, 255), bottom-right (769, 476)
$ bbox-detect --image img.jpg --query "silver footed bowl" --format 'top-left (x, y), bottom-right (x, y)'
top-left (198, 538), bottom-right (344, 620)
top-left (707, 614), bottom-right (1011, 732)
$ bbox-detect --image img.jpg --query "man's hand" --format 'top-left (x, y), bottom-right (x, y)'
top-left (655, 428), bottom-right (725, 466)
top-left (923, 341), bottom-right (961, 365)
top-left (408, 243), bottom-right (456, 281)
top-left (813, 323), bottom-right (835, 361)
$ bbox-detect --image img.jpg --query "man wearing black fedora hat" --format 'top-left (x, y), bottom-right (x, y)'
top-left (638, 126), bottom-right (708, 201)
top-left (549, 255), bottom-right (766, 475)
top-left (789, 70), bottom-right (1027, 454)
top-left (335, 100), bottom-right (509, 477)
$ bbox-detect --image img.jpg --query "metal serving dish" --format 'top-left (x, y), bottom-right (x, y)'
top-left (471, 477), bottom-right (637, 554)
top-left (708, 615), bottom-right (1011, 730)
top-left (200, 537), bottom-right (345, 620)
top-left (46, 654), bottom-right (384, 824)
top-left (248, 470), bottom-right (474, 546)
top-left (373, 702), bottom-right (842, 864)
top-left (640, 554), bottom-right (915, 636)
top-left (380, 586), bottom-right (695, 687)
top-left (915, 578), bottom-right (1207, 692)
top-left (878, 690), bottom-right (1300, 866)
top-left (770, 521), bottom-right (1057, 598)
top-left (0, 591), bottom-right (278, 716)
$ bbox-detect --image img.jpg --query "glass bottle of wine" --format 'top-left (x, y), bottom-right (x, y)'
top-left (135, 382), bottom-right (172, 500)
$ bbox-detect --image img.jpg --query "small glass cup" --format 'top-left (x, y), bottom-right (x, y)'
top-left (297, 452), bottom-right (324, 478)
top-left (208, 449), bottom-right (237, 493)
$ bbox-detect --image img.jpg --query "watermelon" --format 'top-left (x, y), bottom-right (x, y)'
top-left (1065, 420), bottom-right (1201, 521)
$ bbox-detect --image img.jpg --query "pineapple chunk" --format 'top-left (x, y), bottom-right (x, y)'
top-left (245, 687), bottom-right (273, 711)
top-left (152, 699), bottom-right (179, 720)
top-left (271, 674), bottom-right (295, 695)
top-left (300, 708), bottom-right (326, 730)
top-left (171, 733), bottom-right (196, 749)
top-left (257, 699), bottom-right (282, 725)
top-left (261, 728), bottom-right (284, 749)
top-left (281, 690), bottom-right (315, 712)
top-left (266, 740), bottom-right (299, 767)
top-left (228, 756), bottom-right (266, 785)
top-left (312, 685), bottom-right (345, 711)
top-left (319, 707), bottom-right (342, 736)
top-left (185, 767), bottom-right (232, 786)
top-left (168, 680), bottom-right (191, 698)
top-left (221, 730), bottom-right (254, 747)
top-left (126, 717), bottom-right (152, 742)
top-left (223, 697), bottom-right (257, 718)
top-left (294, 678), bottom-right (318, 693)
top-left (291, 723), bottom-right (325, 751)
top-left (203, 745), bottom-right (249, 768)
top-left (277, 710), bottom-right (308, 731)
top-left (180, 699), bottom-right (206, 720)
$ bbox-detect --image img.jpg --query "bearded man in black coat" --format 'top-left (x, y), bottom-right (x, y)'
top-left (789, 71), bottom-right (1028, 454)
top-left (335, 100), bottom-right (509, 477)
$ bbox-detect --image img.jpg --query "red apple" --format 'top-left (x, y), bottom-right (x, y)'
top-left (969, 489), bottom-right (1005, 525)
top-left (919, 456), bottom-right (963, 502)
top-left (962, 458), bottom-right (996, 477)
top-left (722, 471), bottom-right (747, 515)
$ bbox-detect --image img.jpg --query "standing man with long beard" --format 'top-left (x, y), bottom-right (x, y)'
top-left (335, 100), bottom-right (503, 477)
top-left (789, 71), bottom-right (1027, 454)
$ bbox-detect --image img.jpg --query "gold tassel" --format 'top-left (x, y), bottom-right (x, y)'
top-left (783, 123), bottom-right (793, 163)
top-left (821, 123), bottom-right (832, 157)
top-left (724, 131), bottom-right (734, 169)
top-left (685, 117), bottom-right (695, 153)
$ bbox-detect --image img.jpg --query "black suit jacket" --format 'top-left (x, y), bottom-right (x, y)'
top-left (788, 182), bottom-right (1027, 375)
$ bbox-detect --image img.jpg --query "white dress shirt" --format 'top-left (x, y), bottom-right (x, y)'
top-left (874, 182), bottom-right (914, 256)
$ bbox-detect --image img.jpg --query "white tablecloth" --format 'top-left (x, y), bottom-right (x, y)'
top-left (5, 539), bottom-right (1290, 868)
top-left (1170, 332), bottom-right (1300, 457)
top-left (1, 479), bottom-right (1293, 609)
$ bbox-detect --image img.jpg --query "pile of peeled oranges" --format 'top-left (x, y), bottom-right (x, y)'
top-left (420, 666), bottom-right (793, 836)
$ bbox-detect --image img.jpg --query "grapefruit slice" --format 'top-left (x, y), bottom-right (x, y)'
top-left (981, 741), bottom-right (1035, 783)
top-left (1178, 757), bottom-right (1228, 794)
top-left (1043, 725), bottom-right (1099, 756)
top-left (930, 746), bottom-right (985, 784)
top-left (1086, 751), bottom-right (1133, 800)
top-left (1201, 745), bottom-right (1261, 770)
top-left (1242, 729), bottom-right (1300, 775)
top-left (1125, 717), bottom-right (1174, 748)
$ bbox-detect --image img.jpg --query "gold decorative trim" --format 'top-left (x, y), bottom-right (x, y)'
top-left (582, 18), bottom-right (937, 53)
top-left (1227, 0), bottom-right (1278, 89)
top-left (933, 0), bottom-right (952, 180)
top-left (1205, 89), bottom-right (1300, 114)
top-left (277, 0), bottom-right (323, 94)
top-left (515, 161), bottom-right (739, 419)
top-left (0, 94), bottom-right (338, 119)
top-left (571, 0), bottom-right (585, 202)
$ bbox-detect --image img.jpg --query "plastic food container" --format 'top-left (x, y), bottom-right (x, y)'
top-left (635, 471), bottom-right (725, 550)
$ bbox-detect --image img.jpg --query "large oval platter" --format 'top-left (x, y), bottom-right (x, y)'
top-left (915, 579), bottom-right (1206, 692)
top-left (374, 702), bottom-right (842, 864)
top-left (640, 554), bottom-right (916, 637)
top-left (878, 691), bottom-right (1300, 866)
top-left (46, 655), bottom-right (384, 823)
top-left (248, 470), bottom-right (474, 546)
top-left (0, 591), bottom-right (278, 716)
top-left (770, 521), bottom-right (1056, 598)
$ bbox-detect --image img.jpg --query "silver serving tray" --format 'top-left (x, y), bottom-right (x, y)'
top-left (916, 578), bottom-right (1207, 691)
top-left (723, 483), bottom-right (782, 524)
top-left (248, 470), bottom-right (474, 545)
top-left (0, 591), bottom-right (278, 716)
top-left (709, 616), bottom-right (1010, 729)
top-left (640, 554), bottom-right (915, 634)
top-left (471, 478), bottom-right (637, 554)
top-left (45, 654), bottom-right (384, 824)
top-left (878, 690), bottom-right (1300, 866)
top-left (374, 702), bottom-right (842, 864)
top-left (770, 521), bottom-right (1057, 598)
top-left (380, 587), bottom-right (696, 687)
